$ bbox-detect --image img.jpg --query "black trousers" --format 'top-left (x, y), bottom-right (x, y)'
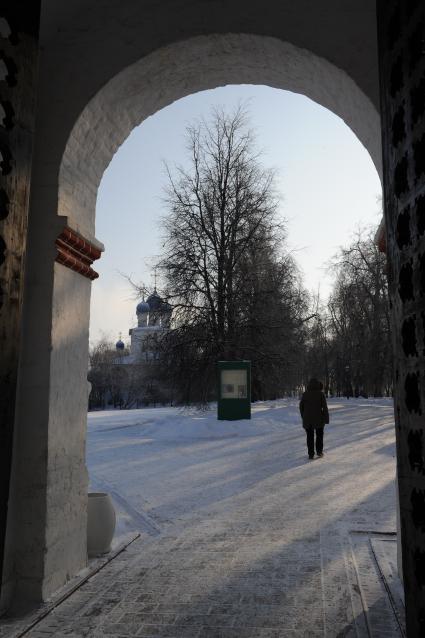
top-left (306, 427), bottom-right (324, 457)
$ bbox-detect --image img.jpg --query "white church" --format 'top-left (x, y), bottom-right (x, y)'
top-left (114, 289), bottom-right (172, 364)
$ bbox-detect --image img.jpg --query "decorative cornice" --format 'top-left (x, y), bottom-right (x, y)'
top-left (55, 226), bottom-right (102, 280)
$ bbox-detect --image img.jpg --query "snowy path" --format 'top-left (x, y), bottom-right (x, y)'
top-left (86, 399), bottom-right (396, 545)
top-left (12, 399), bottom-right (403, 637)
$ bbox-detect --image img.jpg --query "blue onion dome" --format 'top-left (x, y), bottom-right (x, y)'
top-left (136, 300), bottom-right (150, 314)
top-left (146, 289), bottom-right (163, 311)
top-left (115, 339), bottom-right (125, 351)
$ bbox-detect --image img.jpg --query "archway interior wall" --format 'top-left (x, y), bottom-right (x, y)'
top-left (50, 33), bottom-right (382, 599)
top-left (59, 34), bottom-right (382, 241)
top-left (7, 31), bottom-right (383, 606)
top-left (378, 1), bottom-right (425, 633)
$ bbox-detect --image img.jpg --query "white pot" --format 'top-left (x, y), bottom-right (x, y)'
top-left (87, 492), bottom-right (116, 557)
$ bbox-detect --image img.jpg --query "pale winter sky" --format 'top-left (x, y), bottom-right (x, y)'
top-left (90, 85), bottom-right (382, 346)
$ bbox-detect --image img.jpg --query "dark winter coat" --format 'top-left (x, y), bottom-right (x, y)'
top-left (299, 379), bottom-right (329, 429)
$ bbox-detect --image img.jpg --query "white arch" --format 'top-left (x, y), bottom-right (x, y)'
top-left (58, 33), bottom-right (381, 240)
top-left (4, 29), bottom-right (383, 609)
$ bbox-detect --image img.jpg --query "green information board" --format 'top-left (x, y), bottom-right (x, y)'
top-left (217, 361), bottom-right (251, 420)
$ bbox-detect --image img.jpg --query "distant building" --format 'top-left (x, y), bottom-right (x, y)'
top-left (115, 288), bottom-right (172, 365)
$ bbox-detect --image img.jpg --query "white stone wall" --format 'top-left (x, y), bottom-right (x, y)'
top-left (43, 263), bottom-right (91, 597)
top-left (1, 259), bottom-right (91, 609)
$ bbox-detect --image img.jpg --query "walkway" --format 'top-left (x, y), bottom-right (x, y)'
top-left (0, 399), bottom-right (403, 637)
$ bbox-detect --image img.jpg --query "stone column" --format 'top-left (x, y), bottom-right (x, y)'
top-left (2, 218), bottom-right (103, 610)
top-left (378, 1), bottom-right (425, 634)
top-left (0, 3), bottom-right (40, 610)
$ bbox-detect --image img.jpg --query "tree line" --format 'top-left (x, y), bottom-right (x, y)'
top-left (88, 106), bottom-right (391, 409)
top-left (304, 229), bottom-right (392, 398)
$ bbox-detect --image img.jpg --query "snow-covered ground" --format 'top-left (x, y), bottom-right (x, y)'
top-left (8, 398), bottom-right (399, 637)
top-left (87, 398), bottom-right (397, 546)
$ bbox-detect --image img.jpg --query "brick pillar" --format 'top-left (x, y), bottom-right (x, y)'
top-left (0, 3), bottom-right (40, 607)
top-left (377, 2), bottom-right (425, 634)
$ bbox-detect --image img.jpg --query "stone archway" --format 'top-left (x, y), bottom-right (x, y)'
top-left (58, 33), bottom-right (382, 241)
top-left (3, 2), bottom-right (425, 633)
top-left (2, 30), bottom-right (383, 611)
top-left (1, 12), bottom-right (385, 617)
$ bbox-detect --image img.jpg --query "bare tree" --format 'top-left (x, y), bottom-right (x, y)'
top-left (160, 106), bottom-right (281, 349)
top-left (233, 239), bottom-right (309, 399)
top-left (328, 229), bottom-right (392, 396)
top-left (303, 294), bottom-right (332, 394)
top-left (154, 105), bottom-right (307, 402)
top-left (88, 339), bottom-right (167, 409)
top-left (304, 228), bottom-right (392, 397)
top-left (88, 339), bottom-right (126, 409)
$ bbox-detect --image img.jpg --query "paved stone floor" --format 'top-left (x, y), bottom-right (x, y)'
top-left (0, 400), bottom-right (404, 637)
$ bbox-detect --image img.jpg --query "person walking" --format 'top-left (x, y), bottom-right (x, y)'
top-left (299, 378), bottom-right (329, 460)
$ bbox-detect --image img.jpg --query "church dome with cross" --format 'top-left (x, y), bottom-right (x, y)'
top-left (114, 274), bottom-right (173, 366)
top-left (135, 288), bottom-right (172, 328)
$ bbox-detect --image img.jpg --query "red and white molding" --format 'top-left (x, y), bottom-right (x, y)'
top-left (55, 226), bottom-right (102, 280)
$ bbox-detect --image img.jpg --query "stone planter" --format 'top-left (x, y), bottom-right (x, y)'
top-left (87, 492), bottom-right (116, 557)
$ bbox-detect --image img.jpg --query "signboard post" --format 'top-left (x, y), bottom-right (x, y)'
top-left (217, 361), bottom-right (251, 420)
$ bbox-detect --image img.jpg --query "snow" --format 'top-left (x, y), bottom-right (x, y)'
top-left (12, 398), bottom-right (398, 637)
top-left (86, 397), bottom-right (396, 546)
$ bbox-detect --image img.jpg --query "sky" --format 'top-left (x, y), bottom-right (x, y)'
top-left (90, 85), bottom-right (382, 346)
